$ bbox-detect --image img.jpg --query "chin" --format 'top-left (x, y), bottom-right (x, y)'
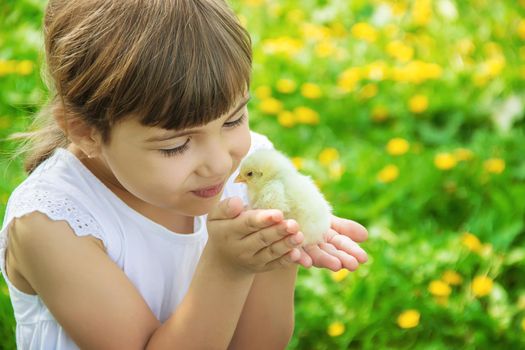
top-left (184, 196), bottom-right (222, 216)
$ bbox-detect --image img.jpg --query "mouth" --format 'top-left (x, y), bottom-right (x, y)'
top-left (191, 182), bottom-right (225, 198)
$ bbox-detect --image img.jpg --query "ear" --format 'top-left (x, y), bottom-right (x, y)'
top-left (54, 113), bottom-right (103, 158)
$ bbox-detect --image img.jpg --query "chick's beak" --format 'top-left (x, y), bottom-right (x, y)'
top-left (234, 173), bottom-right (246, 183)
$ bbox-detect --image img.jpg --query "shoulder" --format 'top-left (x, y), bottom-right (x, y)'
top-left (5, 210), bottom-right (160, 348)
top-left (5, 210), bottom-right (105, 295)
top-left (3, 180), bottom-right (112, 257)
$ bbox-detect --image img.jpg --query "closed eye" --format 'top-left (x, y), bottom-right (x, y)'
top-left (223, 114), bottom-right (246, 128)
top-left (159, 114), bottom-right (246, 157)
top-left (159, 137), bottom-right (191, 157)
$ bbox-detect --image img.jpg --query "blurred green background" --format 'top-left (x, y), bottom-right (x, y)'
top-left (1, 0), bottom-right (525, 349)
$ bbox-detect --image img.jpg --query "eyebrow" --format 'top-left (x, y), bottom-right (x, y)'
top-left (145, 95), bottom-right (251, 143)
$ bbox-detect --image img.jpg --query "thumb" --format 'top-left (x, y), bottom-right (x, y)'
top-left (207, 196), bottom-right (244, 221)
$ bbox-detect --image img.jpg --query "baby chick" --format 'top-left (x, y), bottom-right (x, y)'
top-left (234, 149), bottom-right (332, 246)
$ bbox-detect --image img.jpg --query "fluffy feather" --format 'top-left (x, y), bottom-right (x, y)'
top-left (235, 149), bottom-right (332, 246)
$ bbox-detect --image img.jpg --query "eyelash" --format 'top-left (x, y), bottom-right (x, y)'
top-left (159, 114), bottom-right (246, 157)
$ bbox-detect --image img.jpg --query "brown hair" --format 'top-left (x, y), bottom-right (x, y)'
top-left (6, 0), bottom-right (252, 174)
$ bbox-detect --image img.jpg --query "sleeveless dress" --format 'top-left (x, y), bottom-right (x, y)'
top-left (0, 131), bottom-right (273, 349)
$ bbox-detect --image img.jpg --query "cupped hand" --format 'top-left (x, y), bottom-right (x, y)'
top-left (206, 197), bottom-right (305, 274)
top-left (294, 215), bottom-right (368, 272)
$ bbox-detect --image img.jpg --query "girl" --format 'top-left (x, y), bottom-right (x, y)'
top-left (0, 0), bottom-right (368, 349)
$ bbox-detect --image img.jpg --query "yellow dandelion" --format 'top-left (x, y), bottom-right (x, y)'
top-left (293, 106), bottom-right (319, 125)
top-left (262, 36), bottom-right (303, 57)
top-left (254, 85), bottom-right (272, 99)
top-left (301, 23), bottom-right (330, 40)
top-left (318, 147), bottom-right (339, 166)
top-left (461, 232), bottom-right (482, 253)
top-left (327, 321), bottom-right (345, 337)
top-left (351, 22), bottom-right (378, 43)
top-left (457, 38), bottom-right (475, 56)
top-left (518, 20), bottom-right (525, 40)
top-left (472, 276), bottom-right (493, 298)
top-left (377, 164), bottom-right (399, 183)
top-left (315, 40), bottom-right (337, 58)
top-left (397, 310), bottom-right (420, 329)
top-left (371, 106), bottom-right (389, 122)
top-left (277, 111), bottom-right (295, 128)
top-left (359, 83), bottom-right (378, 100)
top-left (259, 97), bottom-right (283, 115)
top-left (330, 22), bottom-right (347, 38)
top-left (0, 60), bottom-right (17, 76)
top-left (245, 0), bottom-right (264, 5)
top-left (276, 79), bottom-right (296, 94)
top-left (300, 83), bottom-right (322, 99)
top-left (337, 67), bottom-right (361, 92)
top-left (286, 9), bottom-right (305, 23)
top-left (428, 280), bottom-right (452, 297)
top-left (386, 138), bottom-right (410, 156)
top-left (331, 269), bottom-right (349, 282)
top-left (477, 57), bottom-right (506, 79)
top-left (454, 148), bottom-right (473, 162)
top-left (16, 60), bottom-right (34, 75)
top-left (483, 158), bottom-right (505, 174)
top-left (442, 270), bottom-right (462, 286)
top-left (412, 0), bottom-right (432, 26)
top-left (364, 61), bottom-right (389, 81)
top-left (395, 61), bottom-right (442, 84)
top-left (291, 157), bottom-right (304, 170)
top-left (391, 3), bottom-right (407, 16)
top-left (386, 41), bottom-right (414, 62)
top-left (434, 153), bottom-right (457, 170)
top-left (409, 94), bottom-right (429, 114)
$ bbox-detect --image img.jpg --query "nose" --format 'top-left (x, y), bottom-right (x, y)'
top-left (199, 137), bottom-right (232, 180)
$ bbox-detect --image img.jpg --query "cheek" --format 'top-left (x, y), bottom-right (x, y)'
top-left (231, 125), bottom-right (252, 161)
top-left (105, 147), bottom-right (190, 204)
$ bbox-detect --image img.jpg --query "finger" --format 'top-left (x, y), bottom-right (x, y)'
top-left (327, 230), bottom-right (368, 263)
top-left (331, 215), bottom-right (368, 242)
top-left (304, 244), bottom-right (342, 271)
top-left (264, 248), bottom-right (301, 270)
top-left (319, 243), bottom-right (359, 271)
top-left (237, 209), bottom-right (284, 236)
top-left (207, 196), bottom-right (244, 221)
top-left (251, 229), bottom-right (304, 261)
top-left (296, 247), bottom-right (313, 268)
top-left (243, 220), bottom-right (296, 251)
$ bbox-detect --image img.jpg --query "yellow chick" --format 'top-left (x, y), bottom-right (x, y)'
top-left (234, 149), bottom-right (332, 246)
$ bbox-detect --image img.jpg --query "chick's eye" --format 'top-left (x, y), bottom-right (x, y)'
top-left (247, 171), bottom-right (253, 177)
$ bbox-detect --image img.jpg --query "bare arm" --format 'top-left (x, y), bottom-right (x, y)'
top-left (8, 197), bottom-right (302, 350)
top-left (9, 212), bottom-right (254, 350)
top-left (228, 264), bottom-right (298, 350)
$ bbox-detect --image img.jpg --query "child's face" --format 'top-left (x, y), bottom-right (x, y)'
top-left (93, 95), bottom-right (252, 218)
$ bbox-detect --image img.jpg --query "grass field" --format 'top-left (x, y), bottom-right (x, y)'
top-left (1, 0), bottom-right (525, 349)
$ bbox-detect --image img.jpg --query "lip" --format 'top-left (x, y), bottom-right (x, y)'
top-left (191, 182), bottom-right (224, 198)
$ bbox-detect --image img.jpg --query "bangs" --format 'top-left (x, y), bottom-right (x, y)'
top-left (135, 1), bottom-right (252, 130)
top-left (77, 0), bottom-right (252, 133)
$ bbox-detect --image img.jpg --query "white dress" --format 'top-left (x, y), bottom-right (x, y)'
top-left (0, 131), bottom-right (273, 349)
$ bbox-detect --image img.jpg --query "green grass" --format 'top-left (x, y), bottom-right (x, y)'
top-left (1, 0), bottom-right (525, 349)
